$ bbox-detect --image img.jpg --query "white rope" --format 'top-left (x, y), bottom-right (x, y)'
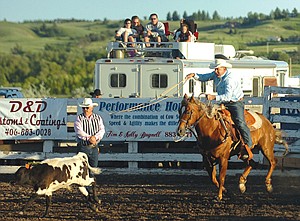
top-left (157, 78), bottom-right (187, 99)
top-left (109, 96), bottom-right (169, 115)
top-left (109, 79), bottom-right (188, 115)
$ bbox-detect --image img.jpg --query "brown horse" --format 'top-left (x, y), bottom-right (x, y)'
top-left (177, 95), bottom-right (288, 201)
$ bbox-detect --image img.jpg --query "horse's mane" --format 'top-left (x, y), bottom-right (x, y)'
top-left (185, 95), bottom-right (217, 119)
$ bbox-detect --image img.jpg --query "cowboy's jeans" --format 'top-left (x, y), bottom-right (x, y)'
top-left (78, 144), bottom-right (99, 169)
top-left (224, 101), bottom-right (253, 147)
top-left (78, 144), bottom-right (99, 194)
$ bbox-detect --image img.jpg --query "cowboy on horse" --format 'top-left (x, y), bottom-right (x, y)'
top-left (185, 59), bottom-right (253, 161)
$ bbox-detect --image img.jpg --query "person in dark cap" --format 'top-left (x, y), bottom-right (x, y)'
top-left (90, 89), bottom-right (103, 98)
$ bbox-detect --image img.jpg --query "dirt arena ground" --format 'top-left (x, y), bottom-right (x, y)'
top-left (0, 173), bottom-right (299, 221)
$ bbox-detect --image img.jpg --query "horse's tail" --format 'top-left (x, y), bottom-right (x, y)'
top-left (275, 129), bottom-right (289, 156)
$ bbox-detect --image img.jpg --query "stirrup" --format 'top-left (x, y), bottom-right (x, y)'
top-left (239, 145), bottom-right (253, 161)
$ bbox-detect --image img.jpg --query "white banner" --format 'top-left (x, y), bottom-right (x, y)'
top-left (0, 99), bottom-right (67, 139)
top-left (83, 98), bottom-right (194, 142)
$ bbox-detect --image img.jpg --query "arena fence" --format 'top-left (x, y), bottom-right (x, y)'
top-left (0, 86), bottom-right (299, 174)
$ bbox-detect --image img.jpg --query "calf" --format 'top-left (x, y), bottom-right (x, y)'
top-left (15, 152), bottom-right (102, 217)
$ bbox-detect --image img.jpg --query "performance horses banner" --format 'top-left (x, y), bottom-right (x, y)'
top-left (90, 98), bottom-right (195, 141)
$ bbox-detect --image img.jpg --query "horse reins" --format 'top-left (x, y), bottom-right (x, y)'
top-left (179, 101), bottom-right (230, 144)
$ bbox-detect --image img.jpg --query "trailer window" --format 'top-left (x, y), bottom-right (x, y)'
top-left (110, 73), bottom-right (126, 88)
top-left (151, 74), bottom-right (168, 88)
top-left (277, 70), bottom-right (286, 87)
top-left (201, 82), bottom-right (206, 93)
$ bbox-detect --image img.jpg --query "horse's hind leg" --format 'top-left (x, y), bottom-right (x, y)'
top-left (263, 150), bottom-right (276, 193)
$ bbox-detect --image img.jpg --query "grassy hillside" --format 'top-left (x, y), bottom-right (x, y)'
top-left (0, 18), bottom-right (299, 75)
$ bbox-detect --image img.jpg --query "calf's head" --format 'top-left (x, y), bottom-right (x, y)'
top-left (14, 167), bottom-right (32, 185)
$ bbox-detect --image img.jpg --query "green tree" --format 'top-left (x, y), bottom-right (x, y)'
top-left (166, 12), bottom-right (172, 21)
top-left (172, 11), bottom-right (180, 21)
top-left (212, 10), bottom-right (221, 20)
top-left (292, 8), bottom-right (299, 17)
top-left (282, 9), bottom-right (289, 19)
top-left (268, 51), bottom-right (289, 62)
top-left (274, 7), bottom-right (283, 19)
top-left (183, 11), bottom-right (188, 19)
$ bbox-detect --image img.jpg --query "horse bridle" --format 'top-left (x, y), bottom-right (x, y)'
top-left (179, 104), bottom-right (206, 132)
top-left (179, 102), bottom-right (227, 140)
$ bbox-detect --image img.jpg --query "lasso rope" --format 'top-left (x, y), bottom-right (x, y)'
top-left (109, 78), bottom-right (188, 115)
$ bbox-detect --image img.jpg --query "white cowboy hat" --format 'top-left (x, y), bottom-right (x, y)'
top-left (79, 98), bottom-right (98, 107)
top-left (209, 59), bottom-right (232, 69)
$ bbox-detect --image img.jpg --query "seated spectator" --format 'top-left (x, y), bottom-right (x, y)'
top-left (174, 19), bottom-right (196, 42)
top-left (173, 19), bottom-right (185, 38)
top-left (174, 24), bottom-right (193, 42)
top-left (131, 15), bottom-right (145, 42)
top-left (144, 13), bottom-right (167, 47)
top-left (115, 18), bottom-right (137, 45)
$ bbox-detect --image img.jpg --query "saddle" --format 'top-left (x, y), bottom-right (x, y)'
top-left (219, 106), bottom-right (262, 132)
top-left (215, 105), bottom-right (262, 151)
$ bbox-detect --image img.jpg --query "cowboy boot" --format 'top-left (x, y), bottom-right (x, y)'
top-left (240, 144), bottom-right (253, 161)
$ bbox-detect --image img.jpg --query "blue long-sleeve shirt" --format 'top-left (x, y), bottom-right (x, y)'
top-left (194, 70), bottom-right (244, 102)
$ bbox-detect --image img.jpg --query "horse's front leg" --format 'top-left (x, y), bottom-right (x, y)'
top-left (218, 157), bottom-right (229, 201)
top-left (239, 163), bottom-right (253, 193)
top-left (203, 157), bottom-right (219, 189)
top-left (204, 156), bottom-right (227, 195)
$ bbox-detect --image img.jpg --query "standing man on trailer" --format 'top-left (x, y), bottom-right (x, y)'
top-left (185, 59), bottom-right (253, 161)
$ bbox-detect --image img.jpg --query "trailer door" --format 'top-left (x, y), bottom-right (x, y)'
top-left (140, 63), bottom-right (180, 98)
top-left (97, 63), bottom-right (138, 98)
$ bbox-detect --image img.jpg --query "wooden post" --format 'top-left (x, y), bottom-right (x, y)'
top-left (43, 140), bottom-right (54, 153)
top-left (263, 86), bottom-right (271, 120)
top-left (128, 142), bottom-right (138, 170)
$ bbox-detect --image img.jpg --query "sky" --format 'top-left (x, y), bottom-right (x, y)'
top-left (0, 0), bottom-right (299, 22)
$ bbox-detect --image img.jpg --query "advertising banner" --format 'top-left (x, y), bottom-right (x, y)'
top-left (78, 98), bottom-right (194, 142)
top-left (0, 99), bottom-right (67, 139)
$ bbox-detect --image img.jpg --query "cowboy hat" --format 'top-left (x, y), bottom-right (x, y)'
top-left (209, 59), bottom-right (232, 69)
top-left (79, 98), bottom-right (98, 107)
top-left (89, 89), bottom-right (103, 97)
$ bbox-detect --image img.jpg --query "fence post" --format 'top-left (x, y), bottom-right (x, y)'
top-left (263, 86), bottom-right (271, 119)
top-left (128, 142), bottom-right (138, 170)
top-left (43, 140), bottom-right (54, 154)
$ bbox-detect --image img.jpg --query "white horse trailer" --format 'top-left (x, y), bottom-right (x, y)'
top-left (94, 42), bottom-right (289, 98)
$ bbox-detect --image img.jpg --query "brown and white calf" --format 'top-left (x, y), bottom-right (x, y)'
top-left (14, 152), bottom-right (101, 217)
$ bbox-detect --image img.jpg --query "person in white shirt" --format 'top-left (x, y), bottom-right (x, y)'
top-left (74, 98), bottom-right (105, 168)
top-left (115, 18), bottom-right (137, 44)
